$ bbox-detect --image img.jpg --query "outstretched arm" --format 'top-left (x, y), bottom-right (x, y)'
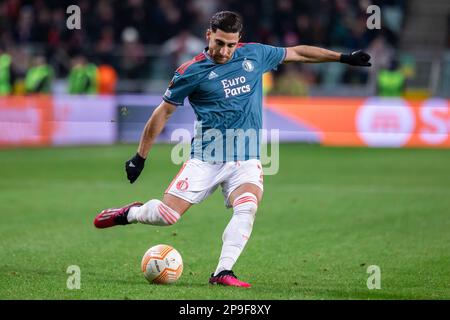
top-left (284, 45), bottom-right (371, 66)
top-left (125, 101), bottom-right (176, 183)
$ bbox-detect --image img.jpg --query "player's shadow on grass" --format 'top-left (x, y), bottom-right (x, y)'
top-left (257, 282), bottom-right (432, 300)
top-left (82, 272), bottom-right (145, 286)
top-left (1, 265), bottom-right (60, 278)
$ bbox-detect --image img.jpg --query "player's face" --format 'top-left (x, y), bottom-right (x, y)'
top-left (206, 29), bottom-right (240, 64)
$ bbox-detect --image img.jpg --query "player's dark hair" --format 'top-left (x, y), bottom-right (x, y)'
top-left (210, 11), bottom-right (243, 34)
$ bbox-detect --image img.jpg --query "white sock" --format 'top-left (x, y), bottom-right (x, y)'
top-left (127, 199), bottom-right (180, 226)
top-left (214, 193), bottom-right (258, 276)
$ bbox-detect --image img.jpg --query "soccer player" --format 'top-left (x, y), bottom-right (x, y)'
top-left (93, 11), bottom-right (371, 288)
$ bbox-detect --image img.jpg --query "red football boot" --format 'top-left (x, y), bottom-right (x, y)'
top-left (94, 202), bottom-right (143, 229)
top-left (209, 270), bottom-right (251, 288)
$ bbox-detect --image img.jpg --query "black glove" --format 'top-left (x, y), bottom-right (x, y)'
top-left (340, 50), bottom-right (372, 67)
top-left (125, 153), bottom-right (146, 184)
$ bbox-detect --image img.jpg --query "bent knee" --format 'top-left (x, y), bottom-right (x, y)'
top-left (163, 193), bottom-right (192, 216)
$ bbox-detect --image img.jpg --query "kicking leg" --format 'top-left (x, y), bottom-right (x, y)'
top-left (127, 193), bottom-right (191, 226)
top-left (94, 194), bottom-right (191, 228)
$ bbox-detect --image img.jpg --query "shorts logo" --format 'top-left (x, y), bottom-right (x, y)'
top-left (242, 59), bottom-right (254, 72)
top-left (176, 179), bottom-right (189, 191)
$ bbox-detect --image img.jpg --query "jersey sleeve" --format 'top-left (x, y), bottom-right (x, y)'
top-left (257, 44), bottom-right (287, 73)
top-left (162, 72), bottom-right (196, 106)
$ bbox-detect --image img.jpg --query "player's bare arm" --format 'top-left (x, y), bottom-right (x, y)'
top-left (125, 101), bottom-right (176, 183)
top-left (285, 45), bottom-right (372, 67)
top-left (137, 101), bottom-right (176, 159)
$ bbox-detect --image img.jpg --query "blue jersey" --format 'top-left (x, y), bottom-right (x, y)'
top-left (162, 43), bottom-right (286, 162)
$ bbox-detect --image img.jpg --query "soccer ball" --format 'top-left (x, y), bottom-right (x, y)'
top-left (141, 244), bottom-right (183, 284)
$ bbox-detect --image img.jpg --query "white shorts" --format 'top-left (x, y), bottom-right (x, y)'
top-left (165, 158), bottom-right (264, 208)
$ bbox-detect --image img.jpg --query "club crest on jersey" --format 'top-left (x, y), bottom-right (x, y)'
top-left (242, 59), bottom-right (254, 72)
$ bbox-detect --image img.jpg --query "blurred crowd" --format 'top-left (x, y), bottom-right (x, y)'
top-left (0, 0), bottom-right (407, 95)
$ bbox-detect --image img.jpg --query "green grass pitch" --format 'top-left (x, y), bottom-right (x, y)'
top-left (0, 144), bottom-right (449, 299)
